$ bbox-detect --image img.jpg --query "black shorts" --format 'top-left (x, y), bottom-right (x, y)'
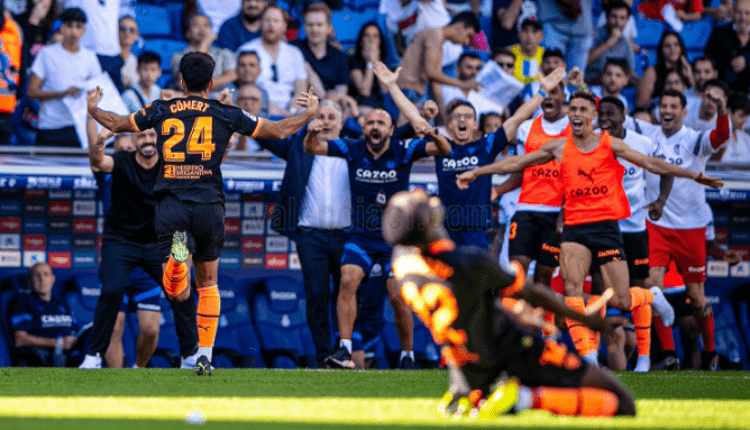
top-left (622, 231), bottom-right (650, 281)
top-left (155, 194), bottom-right (225, 262)
top-left (665, 290), bottom-right (693, 319)
top-left (562, 221), bottom-right (626, 268)
top-left (507, 211), bottom-right (560, 268)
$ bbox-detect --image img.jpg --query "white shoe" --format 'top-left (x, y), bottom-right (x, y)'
top-left (79, 353), bottom-right (102, 369)
top-left (582, 350), bottom-right (599, 367)
top-left (181, 352), bottom-right (199, 369)
top-left (634, 354), bottom-right (650, 373)
top-left (650, 286), bottom-right (675, 327)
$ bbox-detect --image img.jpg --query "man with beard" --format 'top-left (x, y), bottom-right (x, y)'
top-left (305, 61), bottom-right (450, 369)
top-left (436, 67), bottom-right (565, 248)
top-left (625, 88), bottom-right (730, 370)
top-left (217, 0), bottom-right (268, 51)
top-left (79, 119), bottom-right (198, 370)
top-left (457, 91), bottom-right (723, 373)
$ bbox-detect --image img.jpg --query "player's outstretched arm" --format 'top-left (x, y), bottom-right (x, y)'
top-left (645, 175), bottom-right (674, 221)
top-left (87, 87), bottom-right (138, 133)
top-left (612, 138), bottom-right (724, 188)
top-left (501, 68), bottom-right (565, 140)
top-left (303, 118), bottom-right (329, 155)
top-left (456, 139), bottom-right (561, 189)
top-left (254, 88), bottom-right (319, 140)
top-left (87, 117), bottom-right (114, 173)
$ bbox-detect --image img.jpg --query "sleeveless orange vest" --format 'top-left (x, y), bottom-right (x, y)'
top-left (561, 131), bottom-right (631, 226)
top-left (517, 116), bottom-right (569, 207)
top-left (0, 18), bottom-right (21, 114)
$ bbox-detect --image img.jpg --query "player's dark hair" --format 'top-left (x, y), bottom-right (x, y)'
top-left (692, 56), bottom-right (717, 71)
top-left (237, 50), bottom-right (260, 63)
top-left (137, 51), bottom-right (161, 68)
top-left (491, 47), bottom-right (515, 61)
top-left (180, 52), bottom-right (215, 93)
top-left (660, 89), bottom-right (687, 108)
top-left (354, 22), bottom-right (386, 65)
top-left (605, 0), bottom-right (631, 17)
top-left (728, 92), bottom-right (750, 115)
top-left (598, 96), bottom-right (625, 113)
top-left (449, 11), bottom-right (480, 33)
top-left (458, 52), bottom-right (482, 66)
top-left (60, 7), bottom-right (87, 24)
top-left (446, 99), bottom-right (476, 118)
top-left (604, 58), bottom-right (630, 75)
top-left (703, 78), bottom-right (729, 97)
top-left (383, 189), bottom-right (447, 247)
top-left (520, 18), bottom-right (542, 31)
top-left (542, 49), bottom-right (564, 62)
top-left (569, 91), bottom-right (597, 107)
top-left (479, 112), bottom-right (503, 132)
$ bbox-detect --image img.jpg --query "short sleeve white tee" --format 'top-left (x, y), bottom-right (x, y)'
top-left (440, 85), bottom-right (505, 120)
top-left (380, 0), bottom-right (450, 45)
top-left (235, 39), bottom-right (308, 110)
top-left (618, 129), bottom-right (658, 233)
top-left (30, 43), bottom-right (102, 129)
top-left (65, 0), bottom-right (120, 56)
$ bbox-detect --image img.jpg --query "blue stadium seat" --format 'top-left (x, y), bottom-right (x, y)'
top-left (346, 0), bottom-right (380, 11)
top-left (142, 38), bottom-right (188, 71)
top-left (213, 275), bottom-right (264, 368)
top-left (331, 8), bottom-right (379, 45)
top-left (380, 298), bottom-right (441, 368)
top-left (251, 276), bottom-right (316, 368)
top-left (634, 17), bottom-right (665, 49)
top-left (479, 16), bottom-right (493, 48)
top-left (136, 5), bottom-right (172, 38)
top-left (66, 274), bottom-right (102, 325)
top-left (165, 2), bottom-right (185, 40)
top-left (680, 18), bottom-right (713, 51)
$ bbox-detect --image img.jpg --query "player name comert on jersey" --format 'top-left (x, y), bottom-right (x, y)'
top-left (169, 100), bottom-right (211, 114)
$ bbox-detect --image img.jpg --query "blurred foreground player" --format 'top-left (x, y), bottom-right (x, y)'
top-left (457, 92), bottom-right (723, 372)
top-left (87, 52), bottom-right (320, 375)
top-left (385, 189), bottom-right (635, 417)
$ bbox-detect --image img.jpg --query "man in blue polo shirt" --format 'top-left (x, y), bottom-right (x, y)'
top-left (435, 67), bottom-right (565, 248)
top-left (305, 61), bottom-right (450, 369)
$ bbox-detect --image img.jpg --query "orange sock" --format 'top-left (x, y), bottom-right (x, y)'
top-left (565, 296), bottom-right (591, 357)
top-left (541, 311), bottom-right (556, 338)
top-left (586, 295), bottom-right (606, 352)
top-left (631, 302), bottom-right (652, 357)
top-left (532, 387), bottom-right (619, 416)
top-left (196, 285), bottom-right (220, 348)
top-left (628, 287), bottom-right (653, 310)
top-left (162, 255), bottom-right (188, 297)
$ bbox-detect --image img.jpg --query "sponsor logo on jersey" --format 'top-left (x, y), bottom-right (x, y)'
top-left (242, 237), bottom-right (264, 252)
top-left (40, 314), bottom-right (73, 328)
top-left (687, 265), bottom-right (705, 273)
top-left (265, 253), bottom-right (288, 269)
top-left (73, 200), bottom-right (97, 216)
top-left (270, 290), bottom-right (297, 300)
top-left (73, 218), bottom-right (96, 233)
top-left (48, 252), bottom-right (72, 268)
top-left (570, 185), bottom-right (608, 199)
top-left (0, 217), bottom-right (21, 232)
top-left (266, 236), bottom-right (289, 253)
top-left (23, 251), bottom-right (46, 267)
top-left (577, 168), bottom-right (595, 184)
top-left (0, 234), bottom-right (20, 249)
top-left (369, 263), bottom-right (383, 278)
top-left (706, 260), bottom-right (729, 278)
top-left (23, 234), bottom-right (46, 250)
top-left (441, 156), bottom-right (479, 171)
top-left (0, 250), bottom-right (21, 267)
top-left (242, 253), bottom-right (264, 268)
top-left (48, 200), bottom-right (72, 216)
top-left (355, 168), bottom-right (398, 183)
top-left (163, 164), bottom-right (212, 180)
top-left (289, 252), bottom-right (301, 270)
top-left (730, 262), bottom-right (750, 278)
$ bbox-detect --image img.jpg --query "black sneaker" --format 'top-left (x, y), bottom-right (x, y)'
top-left (325, 347), bottom-right (354, 369)
top-left (652, 354), bottom-right (680, 371)
top-left (701, 350), bottom-right (719, 371)
top-left (195, 355), bottom-right (212, 376)
top-left (398, 356), bottom-right (417, 369)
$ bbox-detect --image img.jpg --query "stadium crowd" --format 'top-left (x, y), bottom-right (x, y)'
top-left (1, 0), bottom-right (749, 379)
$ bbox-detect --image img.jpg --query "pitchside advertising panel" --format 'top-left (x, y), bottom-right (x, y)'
top-left (2, 169), bottom-right (750, 367)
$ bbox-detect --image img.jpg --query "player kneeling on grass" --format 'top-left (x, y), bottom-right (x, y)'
top-left (384, 189), bottom-right (636, 417)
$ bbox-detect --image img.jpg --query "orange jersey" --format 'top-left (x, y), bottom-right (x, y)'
top-left (518, 117), bottom-right (569, 208)
top-left (561, 131), bottom-right (631, 226)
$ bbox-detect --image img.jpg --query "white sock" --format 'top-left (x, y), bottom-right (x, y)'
top-left (340, 339), bottom-right (352, 354)
top-left (634, 354), bottom-right (650, 373)
top-left (132, 364), bottom-right (141, 369)
top-left (400, 350), bottom-right (414, 360)
top-left (514, 386), bottom-right (533, 413)
top-left (197, 346), bottom-right (213, 362)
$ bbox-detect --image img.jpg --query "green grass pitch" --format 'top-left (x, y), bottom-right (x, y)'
top-left (1, 368), bottom-right (749, 429)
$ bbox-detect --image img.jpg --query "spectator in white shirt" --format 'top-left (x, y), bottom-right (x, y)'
top-left (684, 79), bottom-right (729, 132)
top-left (121, 52), bottom-right (162, 113)
top-left (236, 5), bottom-right (308, 114)
top-left (718, 92), bottom-right (750, 163)
top-left (27, 8), bottom-right (102, 147)
top-left (440, 52), bottom-right (504, 120)
top-left (118, 16), bottom-right (139, 91)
